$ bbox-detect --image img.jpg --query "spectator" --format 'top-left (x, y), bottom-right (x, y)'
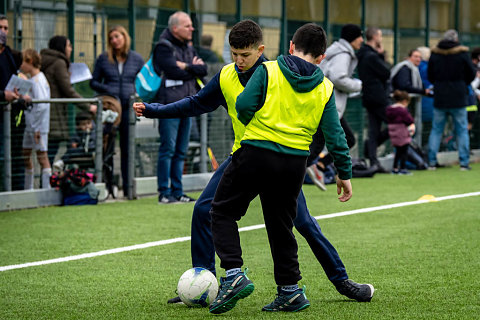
top-left (427, 29), bottom-right (476, 171)
top-left (90, 25), bottom-right (144, 195)
top-left (152, 11), bottom-right (207, 204)
top-left (0, 15), bottom-right (25, 191)
top-left (357, 27), bottom-right (391, 172)
top-left (41, 35), bottom-right (97, 166)
top-left (196, 34), bottom-right (219, 63)
top-left (417, 46), bottom-right (434, 147)
top-left (386, 90), bottom-right (415, 175)
top-left (391, 49), bottom-right (431, 96)
top-left (312, 23), bottom-right (363, 190)
top-left (20, 49), bottom-right (51, 189)
top-left (60, 112), bottom-right (96, 167)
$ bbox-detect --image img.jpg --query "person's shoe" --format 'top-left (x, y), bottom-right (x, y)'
top-left (175, 194), bottom-right (196, 203)
top-left (262, 285), bottom-right (310, 312)
top-left (209, 268), bottom-right (255, 314)
top-left (391, 169), bottom-right (399, 175)
top-left (167, 296), bottom-right (184, 304)
top-left (335, 279), bottom-right (374, 302)
top-left (428, 166), bottom-right (437, 171)
top-left (158, 194), bottom-right (178, 204)
top-left (460, 165), bottom-right (472, 171)
top-left (398, 169), bottom-right (412, 175)
top-left (306, 164), bottom-right (327, 191)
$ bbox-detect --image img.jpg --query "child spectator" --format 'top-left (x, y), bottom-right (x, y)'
top-left (386, 90), bottom-right (415, 175)
top-left (20, 48), bottom-right (51, 189)
top-left (55, 112), bottom-right (96, 170)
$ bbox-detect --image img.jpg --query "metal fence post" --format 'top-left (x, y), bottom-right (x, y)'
top-left (95, 98), bottom-right (103, 183)
top-left (128, 94), bottom-right (136, 200)
top-left (3, 103), bottom-right (11, 191)
top-left (413, 96), bottom-right (423, 147)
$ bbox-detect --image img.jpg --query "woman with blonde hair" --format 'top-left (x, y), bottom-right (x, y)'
top-left (90, 25), bottom-right (144, 195)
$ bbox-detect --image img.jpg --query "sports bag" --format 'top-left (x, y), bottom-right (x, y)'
top-left (135, 39), bottom-right (173, 102)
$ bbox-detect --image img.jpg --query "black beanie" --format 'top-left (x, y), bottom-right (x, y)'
top-left (48, 35), bottom-right (68, 54)
top-left (341, 24), bottom-right (363, 43)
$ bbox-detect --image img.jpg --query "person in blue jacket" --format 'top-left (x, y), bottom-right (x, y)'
top-left (90, 25), bottom-right (144, 195)
top-left (133, 19), bottom-right (374, 305)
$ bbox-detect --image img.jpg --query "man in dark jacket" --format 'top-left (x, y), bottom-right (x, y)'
top-left (427, 29), bottom-right (476, 170)
top-left (153, 11), bottom-right (207, 204)
top-left (0, 16), bottom-right (24, 191)
top-left (391, 49), bottom-right (430, 95)
top-left (357, 27), bottom-right (391, 172)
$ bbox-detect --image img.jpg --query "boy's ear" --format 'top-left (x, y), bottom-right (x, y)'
top-left (257, 44), bottom-right (265, 54)
top-left (289, 41), bottom-right (294, 55)
top-left (314, 54), bottom-right (326, 65)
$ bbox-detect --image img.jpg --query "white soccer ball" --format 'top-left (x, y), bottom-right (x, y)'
top-left (177, 267), bottom-right (219, 307)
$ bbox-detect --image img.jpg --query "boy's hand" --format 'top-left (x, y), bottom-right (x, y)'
top-left (133, 102), bottom-right (146, 117)
top-left (337, 179), bottom-right (352, 202)
top-left (34, 131), bottom-right (40, 144)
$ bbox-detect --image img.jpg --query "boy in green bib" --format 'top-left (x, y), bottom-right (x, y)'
top-left (209, 23), bottom-right (354, 314)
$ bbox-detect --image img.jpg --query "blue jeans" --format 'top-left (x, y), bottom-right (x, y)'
top-left (157, 117), bottom-right (191, 198)
top-left (191, 156), bottom-right (348, 284)
top-left (428, 107), bottom-right (469, 167)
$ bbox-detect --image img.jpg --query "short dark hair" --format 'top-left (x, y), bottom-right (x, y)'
top-left (229, 20), bottom-right (263, 49)
top-left (291, 23), bottom-right (327, 58)
top-left (408, 49), bottom-right (420, 57)
top-left (76, 112), bottom-right (93, 126)
top-left (0, 14), bottom-right (7, 21)
top-left (201, 34), bottom-right (213, 47)
top-left (365, 27), bottom-right (380, 41)
top-left (471, 47), bottom-right (480, 61)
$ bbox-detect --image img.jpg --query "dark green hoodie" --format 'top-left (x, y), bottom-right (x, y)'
top-left (236, 54), bottom-right (352, 180)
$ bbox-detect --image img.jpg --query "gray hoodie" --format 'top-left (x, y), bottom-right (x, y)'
top-left (319, 38), bottom-right (362, 118)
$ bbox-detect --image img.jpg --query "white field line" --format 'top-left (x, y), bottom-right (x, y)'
top-left (1, 191), bottom-right (479, 272)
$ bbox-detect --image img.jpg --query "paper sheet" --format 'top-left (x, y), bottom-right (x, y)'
top-left (70, 63), bottom-right (93, 84)
top-left (5, 75), bottom-right (33, 96)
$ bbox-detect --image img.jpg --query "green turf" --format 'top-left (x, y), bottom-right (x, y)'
top-left (1, 163), bottom-right (479, 319)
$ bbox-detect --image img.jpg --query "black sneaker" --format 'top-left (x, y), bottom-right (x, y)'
top-left (335, 279), bottom-right (374, 302)
top-left (167, 296), bottom-right (183, 304)
top-left (158, 194), bottom-right (178, 204)
top-left (209, 268), bottom-right (255, 314)
top-left (175, 194), bottom-right (196, 203)
top-left (460, 165), bottom-right (472, 171)
top-left (262, 285), bottom-right (310, 312)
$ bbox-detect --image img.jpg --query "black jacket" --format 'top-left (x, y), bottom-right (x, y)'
top-left (153, 29), bottom-right (207, 104)
top-left (0, 45), bottom-right (22, 101)
top-left (392, 65), bottom-right (425, 95)
top-left (356, 44), bottom-right (391, 109)
top-left (428, 40), bottom-right (476, 109)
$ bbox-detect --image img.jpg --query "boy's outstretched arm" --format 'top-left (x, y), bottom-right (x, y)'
top-left (133, 72), bottom-right (226, 119)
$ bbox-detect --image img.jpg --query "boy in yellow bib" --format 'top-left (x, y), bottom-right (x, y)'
top-left (209, 23), bottom-right (354, 314)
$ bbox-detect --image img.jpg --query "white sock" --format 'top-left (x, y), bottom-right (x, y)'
top-left (25, 169), bottom-right (34, 190)
top-left (280, 284), bottom-right (299, 293)
top-left (226, 268), bottom-right (241, 279)
top-left (41, 168), bottom-right (52, 189)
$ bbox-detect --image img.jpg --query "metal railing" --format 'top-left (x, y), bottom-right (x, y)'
top-left (2, 97), bottom-right (103, 192)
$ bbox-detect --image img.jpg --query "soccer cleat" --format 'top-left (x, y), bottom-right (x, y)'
top-left (262, 285), bottom-right (310, 312)
top-left (306, 164), bottom-right (327, 191)
top-left (335, 279), bottom-right (375, 302)
top-left (460, 165), bottom-right (472, 171)
top-left (176, 194), bottom-right (196, 203)
top-left (167, 296), bottom-right (183, 304)
top-left (209, 268), bottom-right (255, 314)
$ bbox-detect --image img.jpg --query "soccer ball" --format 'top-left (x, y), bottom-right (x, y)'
top-left (177, 267), bottom-right (219, 307)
